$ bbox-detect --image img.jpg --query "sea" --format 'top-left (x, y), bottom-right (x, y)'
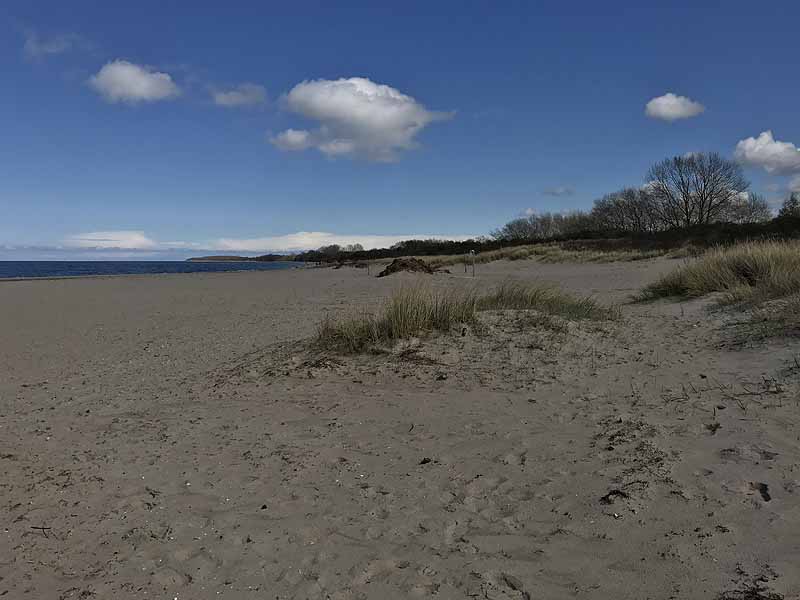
top-left (0, 261), bottom-right (298, 280)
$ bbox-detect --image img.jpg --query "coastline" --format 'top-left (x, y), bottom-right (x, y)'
top-left (0, 260), bottom-right (304, 282)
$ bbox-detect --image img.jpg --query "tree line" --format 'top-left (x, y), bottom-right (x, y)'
top-left (491, 152), bottom-right (794, 242)
top-left (255, 152), bottom-right (800, 263)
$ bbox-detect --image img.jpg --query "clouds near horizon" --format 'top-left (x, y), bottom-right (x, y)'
top-left (270, 77), bottom-right (452, 161)
top-left (734, 131), bottom-right (800, 175)
top-left (59, 230), bottom-right (476, 253)
top-left (65, 230), bottom-right (159, 249)
top-left (645, 92), bottom-right (705, 121)
top-left (215, 231), bottom-right (476, 252)
top-left (88, 60), bottom-right (181, 103)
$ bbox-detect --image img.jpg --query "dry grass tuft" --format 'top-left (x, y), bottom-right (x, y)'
top-left (317, 286), bottom-right (478, 353)
top-left (478, 280), bottom-right (620, 320)
top-left (639, 241), bottom-right (800, 304)
top-left (638, 241), bottom-right (800, 336)
top-left (318, 281), bottom-right (617, 352)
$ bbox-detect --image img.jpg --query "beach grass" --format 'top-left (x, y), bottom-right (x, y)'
top-left (425, 244), bottom-right (669, 269)
top-left (638, 240), bottom-right (800, 335)
top-left (477, 280), bottom-right (619, 320)
top-left (317, 286), bottom-right (479, 353)
top-left (638, 241), bottom-right (800, 304)
top-left (318, 281), bottom-right (617, 352)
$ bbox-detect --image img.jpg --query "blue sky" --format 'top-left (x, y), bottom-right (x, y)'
top-left (2, 1), bottom-right (799, 259)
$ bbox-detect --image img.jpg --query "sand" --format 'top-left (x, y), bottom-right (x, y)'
top-left (2, 260), bottom-right (799, 599)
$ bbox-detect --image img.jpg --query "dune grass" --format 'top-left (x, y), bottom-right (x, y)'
top-left (638, 240), bottom-right (800, 337)
top-left (317, 281), bottom-right (617, 353)
top-left (639, 241), bottom-right (800, 304)
top-left (317, 286), bottom-right (479, 353)
top-left (426, 244), bottom-right (669, 269)
top-left (477, 280), bottom-right (620, 320)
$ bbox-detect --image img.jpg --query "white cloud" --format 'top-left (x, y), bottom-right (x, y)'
top-left (212, 83), bottom-right (267, 107)
top-left (645, 93), bottom-right (705, 121)
top-left (270, 77), bottom-right (451, 161)
top-left (542, 186), bottom-right (575, 197)
top-left (56, 230), bottom-right (474, 254)
top-left (65, 231), bottom-right (158, 249)
top-left (791, 177), bottom-right (800, 193)
top-left (213, 231), bottom-right (475, 252)
top-left (88, 60), bottom-right (181, 104)
top-left (734, 131), bottom-right (800, 175)
top-left (270, 128), bottom-right (312, 151)
top-left (23, 31), bottom-right (80, 60)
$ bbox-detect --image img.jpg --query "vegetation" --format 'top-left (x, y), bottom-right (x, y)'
top-left (478, 280), bottom-right (619, 320)
top-left (639, 241), bottom-right (800, 302)
top-left (646, 153), bottom-right (751, 227)
top-left (493, 153), bottom-right (771, 242)
top-left (779, 192), bottom-right (800, 218)
top-left (638, 240), bottom-right (800, 335)
top-left (317, 281), bottom-right (616, 352)
top-left (293, 154), bottom-right (796, 266)
top-left (427, 243), bottom-right (669, 268)
top-left (317, 286), bottom-right (478, 353)
top-left (190, 154), bottom-right (800, 266)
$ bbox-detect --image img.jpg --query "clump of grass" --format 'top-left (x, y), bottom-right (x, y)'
top-left (478, 280), bottom-right (620, 320)
top-left (318, 281), bottom-right (617, 352)
top-left (639, 241), bottom-right (800, 305)
top-left (665, 244), bottom-right (703, 259)
top-left (317, 286), bottom-right (478, 353)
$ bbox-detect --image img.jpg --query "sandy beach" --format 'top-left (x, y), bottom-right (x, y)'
top-left (2, 260), bottom-right (799, 599)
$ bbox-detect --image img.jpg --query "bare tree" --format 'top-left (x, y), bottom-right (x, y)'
top-left (719, 192), bottom-right (772, 224)
top-left (317, 244), bottom-right (342, 257)
top-left (646, 152), bottom-right (749, 227)
top-left (778, 192), bottom-right (800, 218)
top-left (491, 211), bottom-right (597, 242)
top-left (491, 217), bottom-right (536, 241)
top-left (591, 188), bottom-right (663, 233)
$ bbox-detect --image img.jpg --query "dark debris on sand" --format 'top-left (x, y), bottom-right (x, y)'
top-left (376, 258), bottom-right (444, 277)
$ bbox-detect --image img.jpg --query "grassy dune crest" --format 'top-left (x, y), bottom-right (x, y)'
top-left (318, 282), bottom-right (616, 352)
top-left (524, 245), bottom-right (666, 264)
top-left (426, 244), bottom-right (667, 268)
top-left (639, 241), bottom-right (800, 335)
top-left (639, 241), bottom-right (800, 303)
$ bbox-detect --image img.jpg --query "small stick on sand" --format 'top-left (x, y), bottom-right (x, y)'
top-left (31, 526), bottom-right (52, 538)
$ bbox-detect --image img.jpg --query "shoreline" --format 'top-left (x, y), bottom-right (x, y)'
top-left (0, 262), bottom-right (309, 283)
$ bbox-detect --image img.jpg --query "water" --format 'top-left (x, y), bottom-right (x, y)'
top-left (0, 261), bottom-right (298, 279)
